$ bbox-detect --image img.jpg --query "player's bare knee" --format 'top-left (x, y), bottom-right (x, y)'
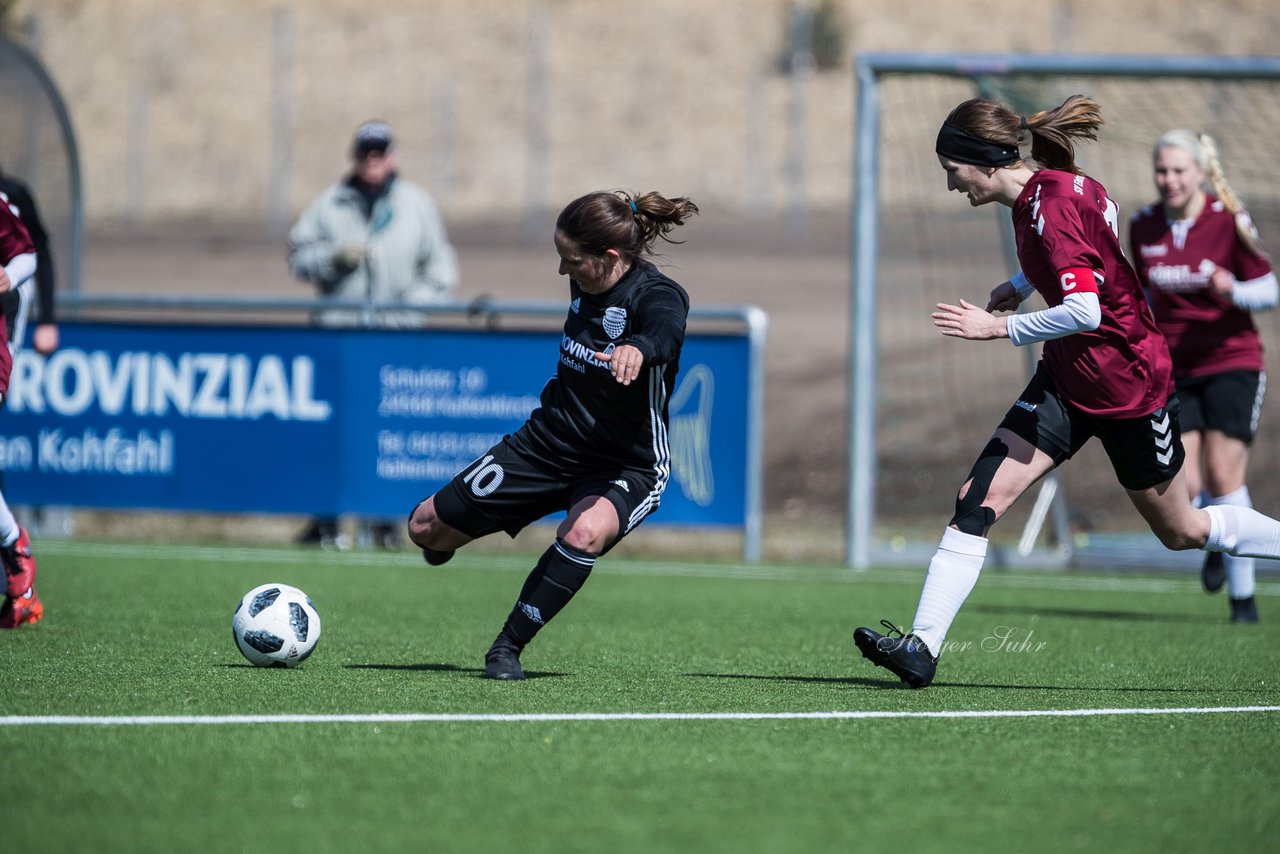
top-left (560, 524), bottom-right (606, 556)
top-left (406, 499), bottom-right (441, 547)
top-left (406, 517), bottom-right (432, 548)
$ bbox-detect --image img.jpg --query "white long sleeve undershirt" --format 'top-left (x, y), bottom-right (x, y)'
top-left (3, 252), bottom-right (35, 291)
top-left (1230, 271), bottom-right (1279, 311)
top-left (1007, 290), bottom-right (1102, 346)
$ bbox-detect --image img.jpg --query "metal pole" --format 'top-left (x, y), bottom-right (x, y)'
top-left (743, 306), bottom-right (769, 561)
top-left (847, 59), bottom-right (881, 569)
top-left (784, 1), bottom-right (814, 241)
top-left (266, 6), bottom-right (295, 238)
top-left (523, 1), bottom-right (550, 244)
top-left (996, 205), bottom-right (1069, 556)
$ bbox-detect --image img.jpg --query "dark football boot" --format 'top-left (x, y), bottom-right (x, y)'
top-left (853, 620), bottom-right (938, 688)
top-left (1229, 596), bottom-right (1259, 624)
top-left (483, 638), bottom-right (526, 680)
top-left (1201, 551), bottom-right (1226, 594)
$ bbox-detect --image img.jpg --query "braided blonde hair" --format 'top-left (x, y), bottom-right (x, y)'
top-left (1155, 129), bottom-right (1266, 257)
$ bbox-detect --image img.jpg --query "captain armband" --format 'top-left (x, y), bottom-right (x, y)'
top-left (1056, 267), bottom-right (1100, 295)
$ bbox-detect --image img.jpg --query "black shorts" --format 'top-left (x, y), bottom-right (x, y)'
top-left (427, 435), bottom-right (664, 548)
top-left (0, 285), bottom-right (31, 351)
top-left (998, 366), bottom-right (1185, 491)
top-left (1175, 370), bottom-right (1266, 444)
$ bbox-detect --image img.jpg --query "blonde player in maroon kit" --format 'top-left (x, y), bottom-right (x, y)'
top-left (853, 95), bottom-right (1280, 687)
top-left (1129, 130), bottom-right (1276, 623)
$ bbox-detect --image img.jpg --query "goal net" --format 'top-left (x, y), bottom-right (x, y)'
top-left (848, 54), bottom-right (1280, 570)
top-left (0, 36), bottom-right (81, 307)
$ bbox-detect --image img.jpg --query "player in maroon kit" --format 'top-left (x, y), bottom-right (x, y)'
top-left (0, 195), bottom-right (39, 628)
top-left (852, 95), bottom-right (1280, 687)
top-left (1129, 130), bottom-right (1276, 623)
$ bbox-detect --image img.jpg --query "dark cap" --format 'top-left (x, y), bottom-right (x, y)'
top-left (352, 121), bottom-right (394, 157)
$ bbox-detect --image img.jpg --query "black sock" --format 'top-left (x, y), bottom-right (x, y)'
top-left (499, 539), bottom-right (597, 647)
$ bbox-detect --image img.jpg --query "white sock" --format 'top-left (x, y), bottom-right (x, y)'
top-left (0, 490), bottom-right (17, 546)
top-left (1191, 490), bottom-right (1208, 509)
top-left (1204, 503), bottom-right (1280, 560)
top-left (910, 527), bottom-right (987, 656)
top-left (1211, 487), bottom-right (1256, 599)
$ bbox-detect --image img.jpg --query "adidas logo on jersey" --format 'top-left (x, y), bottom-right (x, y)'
top-left (570, 297), bottom-right (581, 314)
top-left (1015, 399), bottom-right (1037, 413)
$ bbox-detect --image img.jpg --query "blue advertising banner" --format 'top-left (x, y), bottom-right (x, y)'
top-left (0, 322), bottom-right (749, 526)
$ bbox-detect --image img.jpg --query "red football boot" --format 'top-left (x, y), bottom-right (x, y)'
top-left (1, 528), bottom-right (36, 598)
top-left (0, 586), bottom-right (43, 628)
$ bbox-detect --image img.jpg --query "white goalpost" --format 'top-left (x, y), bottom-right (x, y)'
top-left (847, 53), bottom-right (1280, 570)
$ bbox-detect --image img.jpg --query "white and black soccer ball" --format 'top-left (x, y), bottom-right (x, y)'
top-left (231, 583), bottom-right (321, 668)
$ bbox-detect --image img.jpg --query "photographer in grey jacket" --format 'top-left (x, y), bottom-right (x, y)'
top-left (288, 121), bottom-right (459, 548)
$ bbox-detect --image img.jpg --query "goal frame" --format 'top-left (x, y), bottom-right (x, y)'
top-left (847, 52), bottom-right (1280, 570)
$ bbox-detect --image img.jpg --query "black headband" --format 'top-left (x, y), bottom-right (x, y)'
top-left (935, 121), bottom-right (1022, 167)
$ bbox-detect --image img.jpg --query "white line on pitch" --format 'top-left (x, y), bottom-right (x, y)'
top-left (3, 706), bottom-right (1278, 727)
top-left (35, 541), bottom-right (1280, 597)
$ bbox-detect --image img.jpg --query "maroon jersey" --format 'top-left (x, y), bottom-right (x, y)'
top-left (0, 199), bottom-right (33, 397)
top-left (1012, 170), bottom-right (1173, 418)
top-left (0, 193), bottom-right (33, 264)
top-left (1129, 195), bottom-right (1272, 378)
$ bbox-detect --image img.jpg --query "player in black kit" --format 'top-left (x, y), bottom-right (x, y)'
top-left (407, 189), bottom-right (698, 679)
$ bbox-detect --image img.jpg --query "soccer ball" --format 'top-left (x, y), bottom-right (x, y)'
top-left (231, 583), bottom-right (321, 668)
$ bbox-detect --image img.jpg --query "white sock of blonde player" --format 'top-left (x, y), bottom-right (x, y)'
top-left (909, 527), bottom-right (987, 656)
top-left (0, 490), bottom-right (18, 546)
top-left (1210, 487), bottom-right (1257, 599)
top-left (1204, 502), bottom-right (1280, 561)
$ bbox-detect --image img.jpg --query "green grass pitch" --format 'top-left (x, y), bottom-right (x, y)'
top-left (3, 540), bottom-right (1278, 853)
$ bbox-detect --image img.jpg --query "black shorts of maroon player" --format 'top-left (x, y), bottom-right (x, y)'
top-left (428, 436), bottom-right (662, 554)
top-left (999, 364), bottom-right (1186, 491)
top-left (1175, 369), bottom-right (1266, 445)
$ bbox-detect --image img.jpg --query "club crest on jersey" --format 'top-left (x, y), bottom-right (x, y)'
top-left (603, 306), bottom-right (628, 339)
top-left (570, 297), bottom-right (580, 314)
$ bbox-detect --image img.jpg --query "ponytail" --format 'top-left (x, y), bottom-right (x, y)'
top-left (1024, 95), bottom-right (1104, 175)
top-left (557, 191), bottom-right (699, 262)
top-left (939, 94), bottom-right (1103, 175)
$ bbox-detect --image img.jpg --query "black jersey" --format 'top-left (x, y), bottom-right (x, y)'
top-left (511, 260), bottom-right (690, 474)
